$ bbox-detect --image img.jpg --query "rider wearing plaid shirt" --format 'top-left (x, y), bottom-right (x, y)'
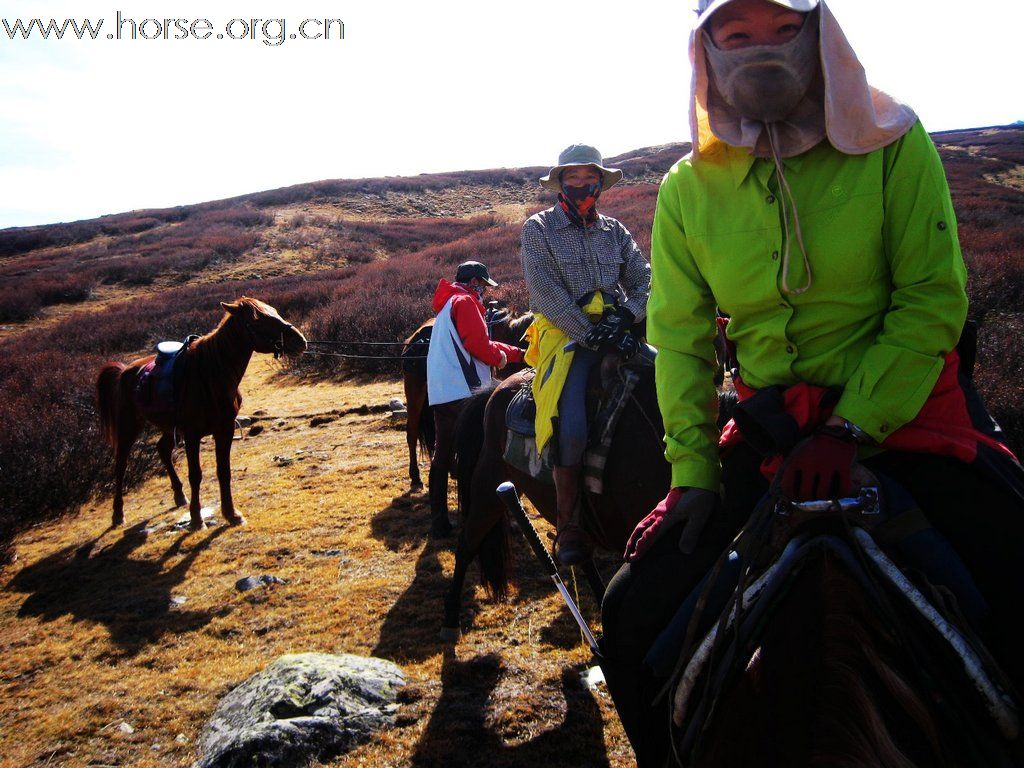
top-left (520, 144), bottom-right (651, 566)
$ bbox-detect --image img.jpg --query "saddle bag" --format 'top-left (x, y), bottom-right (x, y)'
top-left (503, 378), bottom-right (554, 483)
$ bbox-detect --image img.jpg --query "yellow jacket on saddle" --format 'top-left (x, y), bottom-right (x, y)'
top-left (524, 293), bottom-right (609, 454)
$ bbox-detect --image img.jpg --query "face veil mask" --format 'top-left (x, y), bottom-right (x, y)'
top-left (703, 12), bottom-right (820, 124)
top-left (559, 178), bottom-right (602, 226)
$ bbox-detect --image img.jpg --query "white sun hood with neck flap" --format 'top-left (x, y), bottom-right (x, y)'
top-left (689, 0), bottom-right (918, 160)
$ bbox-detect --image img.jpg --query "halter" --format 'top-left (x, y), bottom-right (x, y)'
top-left (235, 306), bottom-right (295, 359)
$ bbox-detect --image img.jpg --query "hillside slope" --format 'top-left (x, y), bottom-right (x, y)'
top-left (0, 127), bottom-right (1023, 767)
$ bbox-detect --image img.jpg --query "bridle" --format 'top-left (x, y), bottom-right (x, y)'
top-left (235, 307), bottom-right (294, 359)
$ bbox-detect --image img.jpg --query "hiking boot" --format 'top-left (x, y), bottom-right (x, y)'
top-left (554, 523), bottom-right (592, 566)
top-left (552, 464), bottom-right (592, 566)
top-left (428, 463), bottom-right (454, 537)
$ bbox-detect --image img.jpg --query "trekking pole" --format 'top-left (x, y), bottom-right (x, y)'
top-left (496, 481), bottom-right (602, 656)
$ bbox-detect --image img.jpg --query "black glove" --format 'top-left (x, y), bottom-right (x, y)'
top-left (584, 306), bottom-right (635, 350)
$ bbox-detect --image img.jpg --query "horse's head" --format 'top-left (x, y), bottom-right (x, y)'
top-left (485, 302), bottom-right (533, 350)
top-left (221, 297), bottom-right (307, 357)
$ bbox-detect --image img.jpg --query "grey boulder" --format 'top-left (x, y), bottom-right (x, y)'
top-left (195, 652), bottom-right (406, 768)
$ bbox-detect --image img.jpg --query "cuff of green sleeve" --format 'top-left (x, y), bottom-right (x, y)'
top-left (834, 391), bottom-right (901, 444)
top-left (670, 460), bottom-right (721, 493)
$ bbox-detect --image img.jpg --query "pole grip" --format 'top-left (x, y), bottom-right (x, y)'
top-left (496, 481), bottom-right (558, 577)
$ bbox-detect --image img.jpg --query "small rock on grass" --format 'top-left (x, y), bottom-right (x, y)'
top-left (235, 575), bottom-right (287, 592)
top-left (173, 508), bottom-right (216, 530)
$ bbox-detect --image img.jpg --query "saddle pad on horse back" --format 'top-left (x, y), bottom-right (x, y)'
top-left (134, 337), bottom-right (192, 417)
top-left (504, 374), bottom-right (554, 483)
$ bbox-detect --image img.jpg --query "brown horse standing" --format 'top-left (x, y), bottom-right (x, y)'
top-left (400, 305), bottom-right (533, 491)
top-left (95, 297), bottom-right (307, 528)
top-left (441, 358), bottom-right (672, 639)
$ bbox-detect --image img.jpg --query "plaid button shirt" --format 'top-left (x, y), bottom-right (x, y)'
top-left (520, 204), bottom-right (651, 343)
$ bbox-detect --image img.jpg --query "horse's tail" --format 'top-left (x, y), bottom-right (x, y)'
top-left (419, 404), bottom-right (435, 461)
top-left (476, 509), bottom-right (512, 601)
top-left (96, 363), bottom-right (126, 447)
top-left (454, 382), bottom-right (513, 600)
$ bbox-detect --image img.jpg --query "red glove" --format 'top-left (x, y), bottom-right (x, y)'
top-left (624, 487), bottom-right (717, 562)
top-left (778, 426), bottom-right (858, 501)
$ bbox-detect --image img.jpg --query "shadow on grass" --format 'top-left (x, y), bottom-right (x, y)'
top-left (410, 651), bottom-right (611, 768)
top-left (369, 495), bottom-right (585, 664)
top-left (8, 522), bottom-right (227, 656)
top-left (370, 492), bottom-right (431, 551)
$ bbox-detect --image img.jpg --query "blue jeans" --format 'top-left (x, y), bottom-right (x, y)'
top-left (556, 347), bottom-right (602, 466)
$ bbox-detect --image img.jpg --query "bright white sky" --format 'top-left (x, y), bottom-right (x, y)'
top-left (1, 0), bottom-right (1022, 230)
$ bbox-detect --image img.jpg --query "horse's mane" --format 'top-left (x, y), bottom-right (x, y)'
top-left (696, 554), bottom-right (948, 768)
top-left (196, 296), bottom-right (267, 345)
top-left (810, 562), bottom-right (947, 767)
top-left (507, 311), bottom-right (534, 344)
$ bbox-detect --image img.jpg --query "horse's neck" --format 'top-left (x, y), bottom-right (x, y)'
top-left (194, 318), bottom-right (253, 393)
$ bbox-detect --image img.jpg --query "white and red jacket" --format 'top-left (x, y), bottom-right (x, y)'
top-left (426, 279), bottom-right (524, 406)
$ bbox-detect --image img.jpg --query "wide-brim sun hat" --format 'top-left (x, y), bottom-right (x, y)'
top-left (539, 144), bottom-right (623, 192)
top-left (695, 0), bottom-right (819, 29)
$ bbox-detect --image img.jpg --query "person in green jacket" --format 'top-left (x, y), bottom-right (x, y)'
top-left (600, 0), bottom-right (1024, 764)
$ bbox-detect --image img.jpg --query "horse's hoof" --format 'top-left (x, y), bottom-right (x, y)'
top-left (439, 626), bottom-right (461, 644)
top-left (173, 493), bottom-right (187, 508)
top-left (111, 513), bottom-right (125, 528)
top-left (189, 520), bottom-right (205, 531)
top-left (225, 514), bottom-right (246, 527)
top-left (410, 482), bottom-right (423, 492)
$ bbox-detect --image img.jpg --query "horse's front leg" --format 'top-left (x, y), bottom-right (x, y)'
top-left (184, 432), bottom-right (205, 529)
top-left (213, 427), bottom-right (245, 526)
top-left (157, 431), bottom-right (187, 508)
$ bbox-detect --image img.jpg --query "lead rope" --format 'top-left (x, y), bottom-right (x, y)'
top-left (767, 122), bottom-right (813, 296)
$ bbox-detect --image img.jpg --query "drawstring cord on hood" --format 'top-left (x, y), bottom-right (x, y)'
top-left (766, 122), bottom-right (813, 295)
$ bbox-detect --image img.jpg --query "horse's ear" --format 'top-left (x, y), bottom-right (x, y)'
top-left (221, 301), bottom-right (239, 314)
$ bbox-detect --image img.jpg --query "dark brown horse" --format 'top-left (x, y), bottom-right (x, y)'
top-left (95, 297), bottom-right (306, 528)
top-left (400, 304), bottom-right (533, 491)
top-left (681, 531), bottom-right (1021, 767)
top-left (441, 356), bottom-right (673, 639)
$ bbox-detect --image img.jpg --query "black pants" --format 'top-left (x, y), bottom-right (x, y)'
top-left (428, 400), bottom-right (463, 530)
top-left (601, 444), bottom-right (1024, 768)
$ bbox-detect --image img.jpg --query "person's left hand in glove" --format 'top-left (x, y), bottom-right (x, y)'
top-left (584, 306), bottom-right (634, 350)
top-left (778, 423), bottom-right (859, 501)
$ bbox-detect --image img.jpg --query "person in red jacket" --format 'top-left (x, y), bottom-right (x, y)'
top-left (425, 261), bottom-right (525, 536)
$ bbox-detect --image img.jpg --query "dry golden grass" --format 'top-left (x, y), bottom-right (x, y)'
top-left (0, 356), bottom-right (631, 768)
